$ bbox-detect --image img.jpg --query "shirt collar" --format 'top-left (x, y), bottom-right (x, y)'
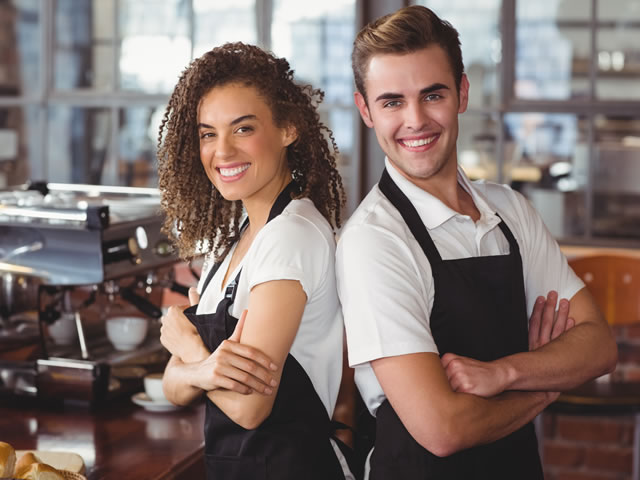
top-left (382, 157), bottom-right (499, 230)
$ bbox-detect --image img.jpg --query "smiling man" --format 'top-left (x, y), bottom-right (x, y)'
top-left (336, 5), bottom-right (617, 480)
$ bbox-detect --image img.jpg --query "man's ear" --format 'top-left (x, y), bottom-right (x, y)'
top-left (458, 74), bottom-right (470, 114)
top-left (354, 91), bottom-right (374, 128)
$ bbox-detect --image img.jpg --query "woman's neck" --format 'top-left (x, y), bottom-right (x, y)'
top-left (242, 172), bottom-right (291, 233)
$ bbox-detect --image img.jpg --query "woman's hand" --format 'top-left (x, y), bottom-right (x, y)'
top-left (160, 304), bottom-right (209, 363)
top-left (192, 310), bottom-right (279, 395)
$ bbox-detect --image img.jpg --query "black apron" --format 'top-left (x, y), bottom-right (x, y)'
top-left (370, 169), bottom-right (543, 480)
top-left (183, 183), bottom-right (347, 480)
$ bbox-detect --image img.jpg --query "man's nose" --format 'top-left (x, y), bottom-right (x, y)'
top-left (405, 102), bottom-right (429, 131)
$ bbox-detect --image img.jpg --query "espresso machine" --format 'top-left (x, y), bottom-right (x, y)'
top-left (0, 182), bottom-right (190, 407)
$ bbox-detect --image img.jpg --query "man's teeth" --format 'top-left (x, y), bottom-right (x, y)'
top-left (219, 164), bottom-right (250, 177)
top-left (403, 136), bottom-right (436, 147)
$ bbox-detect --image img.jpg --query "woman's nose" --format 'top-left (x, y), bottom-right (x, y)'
top-left (215, 134), bottom-right (236, 158)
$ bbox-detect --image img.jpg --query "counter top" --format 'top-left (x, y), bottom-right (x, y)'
top-left (0, 395), bottom-right (205, 479)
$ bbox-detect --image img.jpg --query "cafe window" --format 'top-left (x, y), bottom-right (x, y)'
top-left (0, 0), bottom-right (359, 214)
top-left (414, 0), bottom-right (640, 247)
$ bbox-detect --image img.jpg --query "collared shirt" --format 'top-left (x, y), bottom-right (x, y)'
top-left (336, 158), bottom-right (584, 415)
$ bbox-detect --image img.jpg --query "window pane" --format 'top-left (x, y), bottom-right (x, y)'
top-left (414, 0), bottom-right (501, 108)
top-left (118, 106), bottom-right (163, 187)
top-left (516, 0), bottom-right (591, 100)
top-left (47, 107), bottom-right (111, 184)
top-left (119, 0), bottom-right (191, 93)
top-left (596, 0), bottom-right (640, 100)
top-left (504, 112), bottom-right (587, 239)
top-left (458, 113), bottom-right (500, 182)
top-left (592, 115), bottom-right (640, 239)
top-left (0, 106), bottom-right (39, 187)
top-left (54, 0), bottom-right (115, 91)
top-left (193, 0), bottom-right (256, 56)
top-left (1, 0), bottom-right (41, 96)
top-left (271, 0), bottom-right (355, 105)
top-left (271, 0), bottom-right (358, 214)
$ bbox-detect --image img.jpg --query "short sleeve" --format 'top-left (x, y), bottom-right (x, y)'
top-left (508, 190), bottom-right (585, 316)
top-left (336, 223), bottom-right (439, 367)
top-left (244, 214), bottom-right (330, 298)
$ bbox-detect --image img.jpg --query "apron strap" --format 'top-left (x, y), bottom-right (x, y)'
top-left (201, 180), bottom-right (299, 301)
top-left (378, 168), bottom-right (442, 264)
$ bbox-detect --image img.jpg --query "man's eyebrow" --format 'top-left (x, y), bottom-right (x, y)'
top-left (197, 114), bottom-right (257, 129)
top-left (420, 83), bottom-right (449, 95)
top-left (374, 83), bottom-right (450, 103)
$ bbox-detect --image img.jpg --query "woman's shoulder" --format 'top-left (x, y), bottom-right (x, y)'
top-left (270, 197), bottom-right (334, 241)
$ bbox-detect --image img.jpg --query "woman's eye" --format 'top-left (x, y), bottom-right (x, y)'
top-left (236, 126), bottom-right (253, 134)
top-left (200, 132), bottom-right (215, 139)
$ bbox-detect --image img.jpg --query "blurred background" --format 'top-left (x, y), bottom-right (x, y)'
top-left (0, 0), bottom-right (639, 246)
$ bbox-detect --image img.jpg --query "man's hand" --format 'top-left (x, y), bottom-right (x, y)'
top-left (441, 291), bottom-right (575, 397)
top-left (528, 291), bottom-right (575, 351)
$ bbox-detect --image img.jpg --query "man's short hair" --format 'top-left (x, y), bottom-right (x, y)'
top-left (352, 5), bottom-right (464, 101)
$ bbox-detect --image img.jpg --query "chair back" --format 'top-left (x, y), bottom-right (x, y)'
top-left (569, 255), bottom-right (640, 326)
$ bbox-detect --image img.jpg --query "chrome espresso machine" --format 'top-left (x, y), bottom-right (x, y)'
top-left (0, 182), bottom-right (190, 407)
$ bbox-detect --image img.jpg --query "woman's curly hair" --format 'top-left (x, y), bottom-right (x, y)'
top-left (157, 42), bottom-right (345, 261)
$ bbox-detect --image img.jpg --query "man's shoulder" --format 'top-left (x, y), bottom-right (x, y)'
top-left (341, 184), bottom-right (406, 235)
top-left (469, 177), bottom-right (532, 218)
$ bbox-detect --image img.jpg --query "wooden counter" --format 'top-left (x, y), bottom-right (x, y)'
top-left (0, 396), bottom-right (205, 479)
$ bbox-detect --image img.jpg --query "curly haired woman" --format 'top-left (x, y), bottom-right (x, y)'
top-left (157, 42), bottom-right (352, 479)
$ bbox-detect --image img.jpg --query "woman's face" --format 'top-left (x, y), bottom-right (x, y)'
top-left (197, 83), bottom-right (296, 204)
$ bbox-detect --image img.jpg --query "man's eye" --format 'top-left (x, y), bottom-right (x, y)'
top-left (424, 94), bottom-right (442, 102)
top-left (383, 100), bottom-right (401, 108)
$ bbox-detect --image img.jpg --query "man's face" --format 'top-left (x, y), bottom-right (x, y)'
top-left (355, 45), bottom-right (469, 189)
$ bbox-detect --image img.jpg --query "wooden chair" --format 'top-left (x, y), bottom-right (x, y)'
top-left (569, 255), bottom-right (640, 326)
top-left (547, 255), bottom-right (640, 479)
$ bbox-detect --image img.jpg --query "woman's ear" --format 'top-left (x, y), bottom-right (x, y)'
top-left (283, 125), bottom-right (298, 147)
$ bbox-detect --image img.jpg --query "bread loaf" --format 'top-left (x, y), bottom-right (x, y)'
top-left (15, 452), bottom-right (40, 475)
top-left (0, 441), bottom-right (16, 477)
top-left (16, 462), bottom-right (64, 480)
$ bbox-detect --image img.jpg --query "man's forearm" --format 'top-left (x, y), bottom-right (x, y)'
top-left (409, 388), bottom-right (553, 457)
top-left (497, 321), bottom-right (617, 392)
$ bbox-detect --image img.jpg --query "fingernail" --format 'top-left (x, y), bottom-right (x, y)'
top-left (270, 379), bottom-right (277, 387)
top-left (265, 387), bottom-right (273, 395)
top-left (536, 297), bottom-right (544, 304)
top-left (270, 363), bottom-right (278, 371)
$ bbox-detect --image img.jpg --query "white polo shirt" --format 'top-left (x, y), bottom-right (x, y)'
top-left (336, 158), bottom-right (584, 416)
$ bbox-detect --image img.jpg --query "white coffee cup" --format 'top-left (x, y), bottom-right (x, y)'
top-left (144, 372), bottom-right (166, 402)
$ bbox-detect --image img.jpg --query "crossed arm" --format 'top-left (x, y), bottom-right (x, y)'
top-left (371, 289), bottom-right (618, 457)
top-left (161, 280), bottom-right (306, 429)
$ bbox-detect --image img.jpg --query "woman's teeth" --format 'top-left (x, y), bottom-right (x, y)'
top-left (219, 164), bottom-right (249, 177)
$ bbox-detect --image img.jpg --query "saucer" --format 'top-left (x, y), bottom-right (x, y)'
top-left (131, 392), bottom-right (183, 412)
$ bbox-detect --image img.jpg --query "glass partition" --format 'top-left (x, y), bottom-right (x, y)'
top-left (515, 0), bottom-right (591, 101)
top-left (118, 0), bottom-right (191, 93)
top-left (416, 0), bottom-right (501, 108)
top-left (46, 107), bottom-right (111, 184)
top-left (596, 0), bottom-right (640, 100)
top-left (193, 0), bottom-right (257, 56)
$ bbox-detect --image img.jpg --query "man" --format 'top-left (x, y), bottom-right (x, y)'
top-left (336, 5), bottom-right (617, 479)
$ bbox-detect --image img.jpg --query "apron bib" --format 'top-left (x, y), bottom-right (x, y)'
top-left (183, 183), bottom-right (346, 480)
top-left (371, 169), bottom-right (543, 480)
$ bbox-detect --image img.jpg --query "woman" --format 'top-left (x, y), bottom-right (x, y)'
top-left (156, 42), bottom-right (350, 479)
